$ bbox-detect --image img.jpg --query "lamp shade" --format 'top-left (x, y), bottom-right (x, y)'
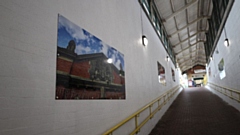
top-left (142, 35), bottom-right (148, 46)
top-left (210, 56), bottom-right (213, 61)
top-left (224, 38), bottom-right (229, 47)
top-left (166, 56), bottom-right (170, 61)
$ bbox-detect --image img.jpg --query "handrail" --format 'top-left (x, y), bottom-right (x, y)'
top-left (208, 82), bottom-right (240, 102)
top-left (103, 85), bottom-right (182, 135)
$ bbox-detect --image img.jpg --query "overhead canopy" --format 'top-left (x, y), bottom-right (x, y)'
top-left (154, 0), bottom-right (212, 72)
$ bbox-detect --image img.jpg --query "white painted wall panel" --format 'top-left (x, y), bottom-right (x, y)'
top-left (206, 0), bottom-right (240, 111)
top-left (0, 0), bottom-right (180, 134)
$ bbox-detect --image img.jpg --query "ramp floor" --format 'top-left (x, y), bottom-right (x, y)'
top-left (149, 87), bottom-right (240, 135)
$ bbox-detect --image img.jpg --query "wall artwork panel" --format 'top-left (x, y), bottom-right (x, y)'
top-left (157, 62), bottom-right (166, 85)
top-left (218, 58), bottom-right (226, 80)
top-left (56, 14), bottom-right (125, 100)
top-left (171, 68), bottom-right (175, 82)
top-left (208, 67), bottom-right (211, 77)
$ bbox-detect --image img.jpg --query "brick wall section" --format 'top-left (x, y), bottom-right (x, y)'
top-left (113, 70), bottom-right (122, 84)
top-left (121, 77), bottom-right (125, 85)
top-left (56, 85), bottom-right (65, 99)
top-left (57, 58), bottom-right (72, 73)
top-left (71, 61), bottom-right (90, 78)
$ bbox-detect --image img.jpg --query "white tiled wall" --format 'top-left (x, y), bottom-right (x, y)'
top-left (0, 0), bottom-right (180, 134)
top-left (206, 0), bottom-right (240, 110)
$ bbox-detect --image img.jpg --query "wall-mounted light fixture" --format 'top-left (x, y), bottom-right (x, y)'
top-left (166, 56), bottom-right (170, 62)
top-left (142, 35), bottom-right (148, 46)
top-left (210, 56), bottom-right (213, 61)
top-left (223, 27), bottom-right (230, 47)
top-left (176, 63), bottom-right (179, 68)
top-left (224, 38), bottom-right (229, 47)
top-left (140, 7), bottom-right (148, 47)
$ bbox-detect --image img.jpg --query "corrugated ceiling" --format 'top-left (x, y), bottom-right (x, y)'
top-left (154, 0), bottom-right (212, 72)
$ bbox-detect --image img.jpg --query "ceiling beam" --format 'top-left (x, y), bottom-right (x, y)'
top-left (163, 0), bottom-right (199, 21)
top-left (178, 56), bottom-right (206, 63)
top-left (177, 53), bottom-right (205, 60)
top-left (179, 62), bottom-right (193, 67)
top-left (181, 62), bottom-right (206, 69)
top-left (176, 50), bottom-right (197, 57)
top-left (178, 56), bottom-right (206, 64)
top-left (169, 17), bottom-right (209, 37)
top-left (179, 61), bottom-right (206, 68)
top-left (176, 49), bottom-right (205, 58)
top-left (172, 30), bottom-right (206, 46)
top-left (177, 56), bottom-right (206, 62)
top-left (196, 62), bottom-right (206, 66)
top-left (180, 65), bottom-right (205, 72)
top-left (174, 39), bottom-right (205, 49)
top-left (181, 61), bottom-right (206, 66)
top-left (175, 40), bottom-right (205, 55)
top-left (179, 58), bottom-right (206, 66)
top-left (180, 62), bottom-right (206, 71)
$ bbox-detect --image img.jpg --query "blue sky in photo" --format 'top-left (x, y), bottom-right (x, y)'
top-left (57, 14), bottom-right (124, 71)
